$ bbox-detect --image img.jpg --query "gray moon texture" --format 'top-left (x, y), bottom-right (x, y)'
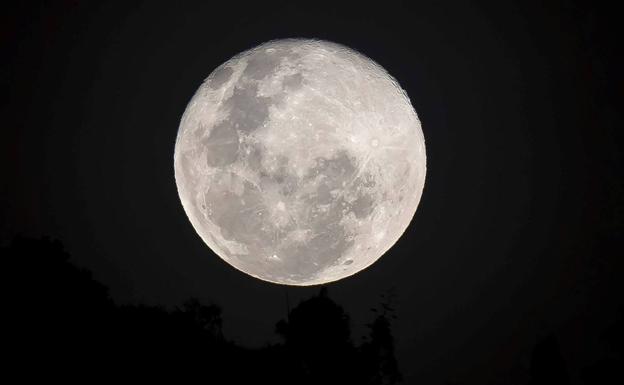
top-left (174, 39), bottom-right (426, 285)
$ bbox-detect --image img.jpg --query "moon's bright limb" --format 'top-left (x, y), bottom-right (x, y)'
top-left (174, 39), bottom-right (426, 285)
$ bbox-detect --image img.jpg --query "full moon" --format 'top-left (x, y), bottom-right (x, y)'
top-left (174, 39), bottom-right (426, 285)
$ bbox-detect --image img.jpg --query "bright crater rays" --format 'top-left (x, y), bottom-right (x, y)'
top-left (174, 39), bottom-right (426, 285)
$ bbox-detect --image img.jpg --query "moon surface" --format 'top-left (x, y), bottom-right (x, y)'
top-left (174, 39), bottom-right (426, 285)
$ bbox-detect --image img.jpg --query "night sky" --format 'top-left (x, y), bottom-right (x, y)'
top-left (3, 1), bottom-right (622, 384)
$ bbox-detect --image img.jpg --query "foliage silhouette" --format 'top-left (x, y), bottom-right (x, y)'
top-left (528, 334), bottom-right (571, 385)
top-left (2, 236), bottom-right (401, 383)
top-left (580, 308), bottom-right (624, 385)
top-left (3, 236), bottom-right (622, 384)
top-left (360, 289), bottom-right (402, 385)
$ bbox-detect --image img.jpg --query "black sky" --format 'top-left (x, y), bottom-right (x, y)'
top-left (2, 1), bottom-right (622, 384)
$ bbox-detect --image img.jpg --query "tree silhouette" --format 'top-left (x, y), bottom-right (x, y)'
top-left (528, 334), bottom-right (571, 385)
top-left (4, 236), bottom-right (115, 371)
top-left (13, 235), bottom-right (622, 384)
top-left (360, 289), bottom-right (402, 385)
top-left (580, 307), bottom-right (624, 385)
top-left (275, 286), bottom-right (361, 384)
top-left (1, 236), bottom-right (402, 383)
top-left (177, 297), bottom-right (224, 341)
